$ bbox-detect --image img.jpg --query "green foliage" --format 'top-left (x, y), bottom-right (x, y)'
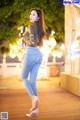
top-left (0, 0), bottom-right (64, 54)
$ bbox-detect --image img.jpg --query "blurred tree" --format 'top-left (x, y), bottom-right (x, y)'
top-left (0, 0), bottom-right (64, 54)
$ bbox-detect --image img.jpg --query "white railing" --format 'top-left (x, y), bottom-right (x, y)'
top-left (0, 57), bottom-right (64, 77)
top-left (0, 56), bottom-right (22, 77)
top-left (0, 63), bottom-right (22, 76)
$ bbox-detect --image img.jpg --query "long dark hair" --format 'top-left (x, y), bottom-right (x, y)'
top-left (30, 8), bottom-right (45, 46)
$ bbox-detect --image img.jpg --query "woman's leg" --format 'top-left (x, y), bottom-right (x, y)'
top-left (30, 49), bottom-right (42, 111)
top-left (30, 63), bottom-right (40, 96)
top-left (21, 53), bottom-right (35, 96)
top-left (21, 47), bottom-right (42, 116)
top-left (29, 63), bottom-right (41, 111)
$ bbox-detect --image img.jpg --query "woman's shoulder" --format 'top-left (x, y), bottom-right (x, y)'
top-left (27, 24), bottom-right (34, 32)
top-left (28, 24), bottom-right (34, 30)
top-left (29, 23), bottom-right (38, 32)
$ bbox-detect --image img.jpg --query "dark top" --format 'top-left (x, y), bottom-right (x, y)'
top-left (23, 22), bottom-right (39, 47)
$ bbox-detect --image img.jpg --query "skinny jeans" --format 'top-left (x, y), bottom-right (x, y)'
top-left (21, 46), bottom-right (42, 96)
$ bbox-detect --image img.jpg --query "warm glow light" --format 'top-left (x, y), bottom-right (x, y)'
top-left (10, 51), bottom-right (16, 58)
top-left (76, 18), bottom-right (80, 23)
top-left (9, 39), bottom-right (25, 61)
top-left (40, 40), bottom-right (51, 65)
top-left (68, 40), bottom-right (80, 60)
top-left (39, 39), bottom-right (57, 78)
top-left (61, 44), bottom-right (65, 50)
top-left (57, 52), bottom-right (63, 58)
top-left (20, 25), bottom-right (24, 33)
top-left (53, 51), bottom-right (57, 57)
top-left (49, 38), bottom-right (56, 48)
top-left (25, 27), bottom-right (28, 31)
top-left (51, 30), bottom-right (55, 35)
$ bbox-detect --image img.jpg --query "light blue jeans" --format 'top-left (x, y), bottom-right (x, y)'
top-left (21, 46), bottom-right (42, 96)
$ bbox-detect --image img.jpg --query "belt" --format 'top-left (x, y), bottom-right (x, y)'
top-left (29, 45), bottom-right (36, 47)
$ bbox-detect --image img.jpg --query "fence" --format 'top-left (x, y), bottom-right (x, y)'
top-left (0, 56), bottom-right (64, 77)
top-left (0, 57), bottom-right (22, 77)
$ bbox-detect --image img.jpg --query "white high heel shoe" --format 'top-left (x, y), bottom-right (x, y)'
top-left (26, 108), bottom-right (39, 118)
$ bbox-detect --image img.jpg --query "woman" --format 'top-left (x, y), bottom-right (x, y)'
top-left (21, 8), bottom-right (45, 117)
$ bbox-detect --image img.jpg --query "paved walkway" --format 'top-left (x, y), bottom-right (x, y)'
top-left (0, 76), bottom-right (60, 89)
top-left (0, 76), bottom-right (80, 120)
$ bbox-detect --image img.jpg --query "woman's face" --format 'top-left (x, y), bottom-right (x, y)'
top-left (30, 10), bottom-right (39, 22)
